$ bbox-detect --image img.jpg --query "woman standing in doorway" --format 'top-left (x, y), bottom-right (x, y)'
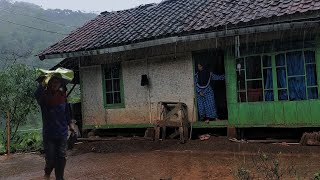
top-left (195, 63), bottom-right (225, 123)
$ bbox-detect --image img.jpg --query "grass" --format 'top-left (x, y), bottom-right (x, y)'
top-left (0, 112), bottom-right (43, 154)
top-left (0, 129), bottom-right (42, 154)
top-left (0, 131), bottom-right (4, 154)
top-left (233, 152), bottom-right (316, 180)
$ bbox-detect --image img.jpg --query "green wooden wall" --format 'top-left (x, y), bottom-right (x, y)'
top-left (225, 39), bottom-right (320, 128)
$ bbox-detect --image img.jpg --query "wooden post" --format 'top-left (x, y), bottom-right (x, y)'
top-left (6, 111), bottom-right (10, 156)
top-left (179, 127), bottom-right (185, 144)
top-left (227, 126), bottom-right (237, 139)
top-left (154, 126), bottom-right (160, 141)
top-left (183, 126), bottom-right (189, 140)
top-left (162, 127), bottom-right (166, 140)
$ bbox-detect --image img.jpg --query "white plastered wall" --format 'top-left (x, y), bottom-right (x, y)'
top-left (80, 53), bottom-right (196, 126)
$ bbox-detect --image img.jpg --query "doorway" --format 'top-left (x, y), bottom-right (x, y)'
top-left (193, 49), bottom-right (228, 120)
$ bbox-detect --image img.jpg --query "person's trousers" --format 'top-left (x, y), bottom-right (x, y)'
top-left (43, 137), bottom-right (67, 180)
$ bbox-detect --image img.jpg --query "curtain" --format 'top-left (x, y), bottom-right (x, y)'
top-left (288, 77), bottom-right (306, 100)
top-left (276, 54), bottom-right (288, 100)
top-left (287, 52), bottom-right (304, 76)
top-left (277, 51), bottom-right (318, 101)
top-left (264, 68), bottom-right (273, 101)
top-left (305, 51), bottom-right (318, 99)
top-left (287, 52), bottom-right (306, 100)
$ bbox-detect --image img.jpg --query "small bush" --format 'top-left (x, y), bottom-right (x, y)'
top-left (0, 143), bottom-right (5, 154)
top-left (252, 153), bottom-right (281, 180)
top-left (314, 172), bottom-right (320, 180)
top-left (3, 130), bottom-right (42, 153)
top-left (234, 152), bottom-right (305, 180)
top-left (0, 131), bottom-right (5, 154)
top-left (235, 167), bottom-right (252, 180)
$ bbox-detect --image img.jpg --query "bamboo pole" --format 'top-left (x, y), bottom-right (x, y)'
top-left (7, 111), bottom-right (10, 156)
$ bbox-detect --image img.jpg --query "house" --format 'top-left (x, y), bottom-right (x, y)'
top-left (39, 0), bottom-right (320, 136)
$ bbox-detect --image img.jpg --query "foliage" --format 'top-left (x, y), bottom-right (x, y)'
top-left (0, 131), bottom-right (4, 154)
top-left (235, 167), bottom-right (252, 180)
top-left (10, 130), bottom-right (42, 152)
top-left (0, 0), bottom-right (96, 69)
top-left (0, 64), bottom-right (38, 152)
top-left (234, 152), bottom-right (307, 180)
top-left (67, 84), bottom-right (81, 103)
top-left (0, 130), bottom-right (42, 154)
top-left (0, 0), bottom-right (92, 153)
top-left (315, 172), bottom-right (320, 180)
top-left (68, 96), bottom-right (81, 104)
top-left (250, 153), bottom-right (280, 180)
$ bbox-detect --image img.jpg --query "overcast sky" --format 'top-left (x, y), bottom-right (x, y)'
top-left (14, 0), bottom-right (163, 13)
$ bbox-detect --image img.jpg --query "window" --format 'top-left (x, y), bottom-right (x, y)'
top-left (276, 50), bottom-right (318, 101)
top-left (236, 55), bottom-right (273, 102)
top-left (236, 50), bottom-right (318, 103)
top-left (102, 63), bottom-right (125, 108)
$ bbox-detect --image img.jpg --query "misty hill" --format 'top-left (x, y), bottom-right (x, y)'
top-left (0, 0), bottom-right (97, 69)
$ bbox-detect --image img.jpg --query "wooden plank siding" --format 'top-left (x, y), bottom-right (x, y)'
top-left (226, 36), bottom-right (320, 128)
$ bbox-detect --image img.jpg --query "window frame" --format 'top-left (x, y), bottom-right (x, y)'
top-left (102, 63), bottom-right (125, 109)
top-left (275, 50), bottom-right (318, 101)
top-left (236, 48), bottom-right (318, 103)
top-left (236, 54), bottom-right (273, 102)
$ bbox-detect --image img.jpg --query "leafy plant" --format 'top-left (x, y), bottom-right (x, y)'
top-left (9, 130), bottom-right (42, 152)
top-left (234, 152), bottom-right (306, 180)
top-left (314, 172), bottom-right (320, 180)
top-left (0, 131), bottom-right (5, 154)
top-left (0, 64), bottom-right (38, 152)
top-left (235, 167), bottom-right (252, 180)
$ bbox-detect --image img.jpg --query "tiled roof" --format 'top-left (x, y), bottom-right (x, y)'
top-left (39, 0), bottom-right (320, 57)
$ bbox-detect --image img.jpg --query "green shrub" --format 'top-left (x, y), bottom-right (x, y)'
top-left (0, 131), bottom-right (4, 154)
top-left (0, 142), bottom-right (5, 154)
top-left (235, 167), bottom-right (252, 180)
top-left (7, 130), bottom-right (42, 153)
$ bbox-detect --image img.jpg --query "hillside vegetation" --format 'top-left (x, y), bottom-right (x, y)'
top-left (0, 0), bottom-right (96, 153)
top-left (0, 0), bottom-right (96, 69)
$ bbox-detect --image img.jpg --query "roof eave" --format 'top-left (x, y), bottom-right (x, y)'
top-left (40, 20), bottom-right (320, 60)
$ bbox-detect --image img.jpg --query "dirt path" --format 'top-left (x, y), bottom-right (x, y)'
top-left (1, 137), bottom-right (320, 180)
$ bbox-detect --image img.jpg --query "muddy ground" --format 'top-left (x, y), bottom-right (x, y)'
top-left (1, 137), bottom-right (320, 180)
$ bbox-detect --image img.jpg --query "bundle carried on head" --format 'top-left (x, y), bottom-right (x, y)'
top-left (36, 68), bottom-right (74, 86)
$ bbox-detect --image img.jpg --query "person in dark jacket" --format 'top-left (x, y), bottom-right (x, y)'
top-left (35, 76), bottom-right (74, 180)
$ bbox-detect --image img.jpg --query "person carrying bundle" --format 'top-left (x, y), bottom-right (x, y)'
top-left (34, 68), bottom-right (75, 180)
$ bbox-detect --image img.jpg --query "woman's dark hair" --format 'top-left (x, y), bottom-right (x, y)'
top-left (198, 63), bottom-right (208, 70)
top-left (61, 85), bottom-right (67, 92)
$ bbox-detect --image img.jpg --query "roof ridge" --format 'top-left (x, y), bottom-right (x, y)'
top-left (100, 0), bottom-right (178, 15)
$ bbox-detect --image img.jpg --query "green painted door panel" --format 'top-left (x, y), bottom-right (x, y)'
top-left (283, 102), bottom-right (297, 125)
top-left (262, 103), bottom-right (275, 125)
top-left (295, 101), bottom-right (311, 126)
top-left (250, 104), bottom-right (263, 125)
top-left (228, 100), bottom-right (320, 127)
top-left (228, 103), bottom-right (239, 125)
top-left (310, 100), bottom-right (320, 125)
top-left (225, 45), bottom-right (320, 127)
top-left (238, 104), bottom-right (250, 125)
top-left (238, 103), bottom-right (263, 126)
top-left (274, 102), bottom-right (285, 125)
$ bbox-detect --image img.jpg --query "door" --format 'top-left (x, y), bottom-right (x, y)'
top-left (193, 49), bottom-right (228, 120)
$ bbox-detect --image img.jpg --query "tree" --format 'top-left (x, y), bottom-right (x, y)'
top-left (0, 64), bottom-right (38, 149)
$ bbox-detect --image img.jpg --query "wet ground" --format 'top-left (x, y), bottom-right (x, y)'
top-left (1, 137), bottom-right (320, 180)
